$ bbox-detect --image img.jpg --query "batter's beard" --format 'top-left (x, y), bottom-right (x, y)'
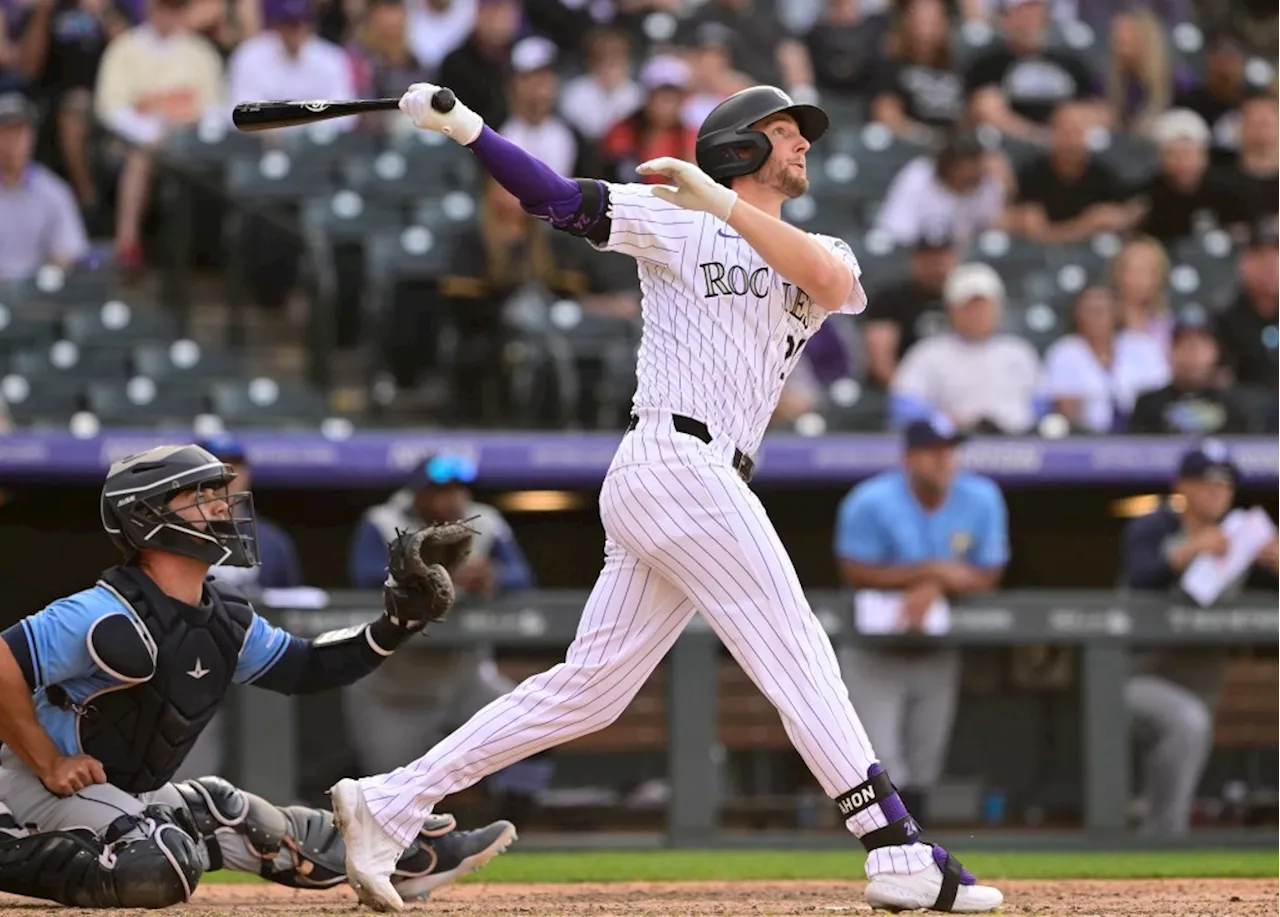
top-left (752, 158), bottom-right (809, 199)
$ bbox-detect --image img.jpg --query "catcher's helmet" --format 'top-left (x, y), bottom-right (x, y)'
top-left (696, 86), bottom-right (829, 186)
top-left (100, 444), bottom-right (259, 568)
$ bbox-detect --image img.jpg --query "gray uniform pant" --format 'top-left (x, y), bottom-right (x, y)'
top-left (1124, 674), bottom-right (1215, 836)
top-left (0, 747), bottom-right (256, 874)
top-left (838, 646), bottom-right (962, 791)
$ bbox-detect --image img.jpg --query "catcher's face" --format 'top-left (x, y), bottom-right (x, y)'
top-left (168, 486), bottom-right (231, 529)
top-left (749, 114), bottom-right (809, 199)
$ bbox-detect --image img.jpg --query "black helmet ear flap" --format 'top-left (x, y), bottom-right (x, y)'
top-left (696, 128), bottom-right (773, 187)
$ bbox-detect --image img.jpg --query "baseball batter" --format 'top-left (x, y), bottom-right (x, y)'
top-left (330, 83), bottom-right (1004, 915)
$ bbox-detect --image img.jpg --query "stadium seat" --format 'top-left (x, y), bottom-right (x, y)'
top-left (283, 123), bottom-right (381, 167)
top-left (164, 120), bottom-right (263, 168)
top-left (390, 129), bottom-right (482, 195)
top-left (0, 372), bottom-right (84, 426)
top-left (62, 300), bottom-right (179, 347)
top-left (1005, 302), bottom-right (1065, 353)
top-left (824, 123), bottom-right (928, 194)
top-left (343, 151), bottom-right (437, 207)
top-left (0, 303), bottom-right (60, 355)
top-left (11, 341), bottom-right (131, 379)
top-left (210, 377), bottom-right (331, 427)
top-left (818, 380), bottom-right (887, 433)
top-left (225, 152), bottom-right (336, 206)
top-left (411, 191), bottom-right (480, 236)
top-left (4, 263), bottom-right (116, 309)
top-left (543, 305), bottom-right (641, 429)
top-left (131, 340), bottom-right (244, 382)
top-left (85, 378), bottom-right (211, 426)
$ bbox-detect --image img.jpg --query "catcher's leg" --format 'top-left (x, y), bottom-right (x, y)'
top-left (169, 776), bottom-right (514, 898)
top-left (0, 801), bottom-right (203, 908)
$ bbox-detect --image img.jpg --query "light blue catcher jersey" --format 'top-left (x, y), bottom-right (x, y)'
top-left (13, 584), bottom-right (294, 756)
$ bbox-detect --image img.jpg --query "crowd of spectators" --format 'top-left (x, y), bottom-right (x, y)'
top-left (0, 0), bottom-right (1276, 434)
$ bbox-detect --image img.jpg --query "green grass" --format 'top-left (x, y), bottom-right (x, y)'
top-left (204, 849), bottom-right (1279, 884)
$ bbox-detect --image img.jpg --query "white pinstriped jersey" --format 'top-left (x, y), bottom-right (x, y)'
top-left (591, 183), bottom-right (866, 456)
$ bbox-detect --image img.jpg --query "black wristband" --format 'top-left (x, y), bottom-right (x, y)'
top-left (368, 615), bottom-right (412, 655)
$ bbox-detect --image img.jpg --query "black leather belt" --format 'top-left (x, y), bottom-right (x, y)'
top-left (627, 413), bottom-right (755, 483)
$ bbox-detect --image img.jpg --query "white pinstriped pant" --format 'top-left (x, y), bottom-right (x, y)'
top-left (360, 409), bottom-right (932, 876)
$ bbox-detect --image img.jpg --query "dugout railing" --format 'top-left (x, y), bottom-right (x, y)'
top-left (237, 590), bottom-right (1278, 846)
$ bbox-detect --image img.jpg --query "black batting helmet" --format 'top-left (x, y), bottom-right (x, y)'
top-left (100, 444), bottom-right (259, 568)
top-left (696, 86), bottom-right (829, 186)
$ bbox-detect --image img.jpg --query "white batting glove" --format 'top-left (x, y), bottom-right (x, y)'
top-left (398, 82), bottom-right (484, 146)
top-left (636, 157), bottom-right (738, 222)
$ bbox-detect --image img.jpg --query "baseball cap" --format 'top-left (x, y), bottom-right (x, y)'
top-left (263, 0), bottom-right (313, 26)
top-left (406, 453), bottom-right (479, 491)
top-left (1171, 305), bottom-right (1216, 341)
top-left (1177, 439), bottom-right (1239, 485)
top-left (511, 36), bottom-right (558, 74)
top-left (1150, 108), bottom-right (1210, 148)
top-left (911, 227), bottom-right (955, 252)
top-left (943, 263), bottom-right (1005, 308)
top-left (904, 415), bottom-right (967, 450)
top-left (0, 93), bottom-right (35, 127)
top-left (196, 433), bottom-right (248, 464)
top-left (641, 55), bottom-right (691, 92)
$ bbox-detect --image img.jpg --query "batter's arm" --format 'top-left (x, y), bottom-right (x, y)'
top-left (725, 199), bottom-right (860, 313)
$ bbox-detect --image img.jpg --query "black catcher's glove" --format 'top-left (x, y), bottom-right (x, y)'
top-left (381, 520), bottom-right (477, 632)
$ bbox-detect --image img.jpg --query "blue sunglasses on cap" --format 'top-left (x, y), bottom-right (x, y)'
top-left (422, 453), bottom-right (478, 486)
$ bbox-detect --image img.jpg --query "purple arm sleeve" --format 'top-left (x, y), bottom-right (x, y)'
top-left (467, 126), bottom-right (607, 236)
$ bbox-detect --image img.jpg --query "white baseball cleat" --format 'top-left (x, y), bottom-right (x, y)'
top-left (864, 846), bottom-right (1004, 913)
top-left (329, 778), bottom-right (407, 912)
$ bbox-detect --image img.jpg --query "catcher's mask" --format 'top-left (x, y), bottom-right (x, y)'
top-left (100, 444), bottom-right (259, 568)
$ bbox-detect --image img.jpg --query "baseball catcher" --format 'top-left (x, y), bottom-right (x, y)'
top-left (0, 444), bottom-right (515, 907)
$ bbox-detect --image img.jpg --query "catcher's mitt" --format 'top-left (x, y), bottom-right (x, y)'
top-left (382, 519), bottom-right (477, 630)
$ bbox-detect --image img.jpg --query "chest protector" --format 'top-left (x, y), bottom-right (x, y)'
top-left (70, 567), bottom-right (253, 793)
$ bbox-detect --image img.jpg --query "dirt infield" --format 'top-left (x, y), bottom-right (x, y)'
top-left (2, 878), bottom-right (1275, 917)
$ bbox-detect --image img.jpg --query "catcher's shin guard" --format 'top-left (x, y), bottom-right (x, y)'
top-left (173, 776), bottom-right (462, 889)
top-left (0, 807), bottom-right (202, 908)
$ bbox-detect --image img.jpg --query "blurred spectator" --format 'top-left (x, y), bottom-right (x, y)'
top-left (344, 453), bottom-right (540, 801)
top-left (1194, 0), bottom-right (1278, 60)
top-left (1231, 93), bottom-right (1279, 214)
top-left (682, 0), bottom-right (814, 99)
top-left (94, 0), bottom-right (223, 274)
top-left (0, 391), bottom-right (10, 432)
top-left (0, 91), bottom-right (89, 281)
top-left (1037, 285), bottom-right (1169, 433)
top-left (559, 27), bottom-right (641, 143)
top-left (598, 54), bottom-right (694, 185)
top-left (227, 0), bottom-right (356, 129)
top-left (806, 0), bottom-right (889, 100)
top-left (1105, 8), bottom-right (1171, 135)
top-left (1120, 442), bottom-right (1278, 836)
top-left (964, 0), bottom-right (1104, 143)
top-left (679, 21), bottom-right (750, 130)
top-left (1172, 31), bottom-right (1252, 167)
top-left (1129, 310), bottom-right (1249, 435)
top-left (891, 262), bottom-right (1042, 433)
top-left (1007, 102), bottom-right (1138, 243)
top-left (871, 0), bottom-right (963, 145)
top-left (861, 229), bottom-right (957, 389)
top-left (438, 0), bottom-right (519, 127)
top-left (1109, 235), bottom-right (1173, 352)
top-left (877, 130), bottom-right (1007, 248)
top-left (405, 0), bottom-right (475, 77)
top-left (1070, 0), bottom-right (1191, 39)
top-left (13, 0), bottom-right (129, 214)
top-left (498, 36), bottom-right (578, 177)
top-left (197, 432), bottom-right (304, 591)
top-left (185, 0), bottom-right (261, 55)
top-left (836, 415), bottom-right (1008, 823)
top-left (1130, 108), bottom-right (1252, 244)
top-left (1217, 216), bottom-right (1278, 390)
top-left (347, 0), bottom-right (430, 114)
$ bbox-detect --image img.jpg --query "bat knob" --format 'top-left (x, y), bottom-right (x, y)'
top-left (431, 89), bottom-right (457, 113)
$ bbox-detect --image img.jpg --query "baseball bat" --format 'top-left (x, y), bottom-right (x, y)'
top-left (231, 88), bottom-right (456, 133)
